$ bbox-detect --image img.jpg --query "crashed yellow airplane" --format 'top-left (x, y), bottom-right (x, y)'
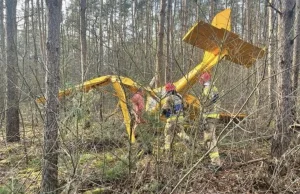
top-left (37, 9), bottom-right (265, 143)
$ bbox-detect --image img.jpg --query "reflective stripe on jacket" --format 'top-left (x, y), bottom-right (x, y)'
top-left (167, 113), bottom-right (185, 122)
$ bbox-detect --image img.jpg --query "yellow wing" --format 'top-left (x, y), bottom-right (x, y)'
top-left (37, 75), bottom-right (143, 143)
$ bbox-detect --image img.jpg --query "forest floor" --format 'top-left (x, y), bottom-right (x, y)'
top-left (0, 116), bottom-right (299, 194)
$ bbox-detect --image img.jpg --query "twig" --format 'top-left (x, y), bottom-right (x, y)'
top-left (169, 149), bottom-right (212, 194)
top-left (231, 157), bottom-right (268, 169)
top-left (221, 135), bottom-right (273, 145)
top-left (104, 102), bottom-right (120, 122)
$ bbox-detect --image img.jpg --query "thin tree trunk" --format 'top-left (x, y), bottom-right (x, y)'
top-left (155, 0), bottom-right (166, 87)
top-left (80, 0), bottom-right (87, 82)
top-left (30, 0), bottom-right (39, 130)
top-left (165, 0), bottom-right (172, 83)
top-left (6, 0), bottom-right (20, 142)
top-left (99, 0), bottom-right (104, 122)
top-left (0, 0), bottom-right (5, 124)
top-left (180, 0), bottom-right (187, 72)
top-left (268, 0), bottom-right (276, 113)
top-left (41, 0), bottom-right (62, 193)
top-left (22, 0), bottom-right (29, 65)
top-left (271, 0), bottom-right (295, 159)
top-left (244, 0), bottom-right (251, 42)
top-left (132, 0), bottom-right (136, 53)
top-left (240, 0), bottom-right (244, 35)
top-left (98, 0), bottom-right (103, 73)
top-left (292, 0), bottom-right (300, 121)
top-left (41, 0), bottom-right (46, 57)
top-left (37, 0), bottom-right (46, 64)
top-left (31, 0), bottom-right (39, 84)
top-left (210, 0), bottom-right (216, 21)
top-left (145, 0), bottom-right (152, 77)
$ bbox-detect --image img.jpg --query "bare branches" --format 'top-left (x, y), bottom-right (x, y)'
top-left (267, 0), bottom-right (282, 15)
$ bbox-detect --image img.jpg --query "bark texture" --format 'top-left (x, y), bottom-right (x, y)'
top-left (6, 0), bottom-right (20, 142)
top-left (41, 0), bottom-right (62, 193)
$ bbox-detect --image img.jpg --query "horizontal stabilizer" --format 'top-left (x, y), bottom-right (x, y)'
top-left (183, 21), bottom-right (265, 67)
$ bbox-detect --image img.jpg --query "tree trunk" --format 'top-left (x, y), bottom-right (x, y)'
top-left (292, 0), bottom-right (300, 120)
top-left (180, 0), bottom-right (187, 72)
top-left (6, 0), bottom-right (20, 142)
top-left (31, 0), bottom-right (39, 82)
top-left (0, 0), bottom-right (5, 125)
top-left (99, 0), bottom-right (104, 121)
top-left (271, 0), bottom-right (295, 159)
top-left (165, 0), bottom-right (172, 83)
top-left (37, 0), bottom-right (46, 64)
top-left (80, 0), bottom-right (87, 82)
top-left (155, 0), bottom-right (166, 87)
top-left (132, 0), bottom-right (136, 52)
top-left (244, 0), bottom-right (252, 42)
top-left (210, 0), bottom-right (216, 21)
top-left (268, 0), bottom-right (276, 112)
top-left (30, 0), bottom-right (39, 129)
top-left (22, 0), bottom-right (29, 62)
top-left (41, 0), bottom-right (62, 193)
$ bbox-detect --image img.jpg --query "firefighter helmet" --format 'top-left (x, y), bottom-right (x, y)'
top-left (199, 72), bottom-right (211, 85)
top-left (165, 83), bottom-right (176, 92)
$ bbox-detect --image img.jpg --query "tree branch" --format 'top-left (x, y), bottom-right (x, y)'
top-left (231, 157), bottom-right (268, 169)
top-left (267, 1), bottom-right (282, 15)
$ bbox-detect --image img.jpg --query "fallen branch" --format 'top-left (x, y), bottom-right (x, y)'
top-left (231, 157), bottom-right (268, 169)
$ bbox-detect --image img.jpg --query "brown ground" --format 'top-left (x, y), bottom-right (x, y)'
top-left (0, 120), bottom-right (299, 194)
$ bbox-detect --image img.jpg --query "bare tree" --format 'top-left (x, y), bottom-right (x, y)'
top-left (6, 0), bottom-right (19, 142)
top-left (0, 0), bottom-right (5, 125)
top-left (271, 0), bottom-right (295, 159)
top-left (37, 0), bottom-right (46, 63)
top-left (268, 0), bottom-right (276, 114)
top-left (41, 0), bottom-right (62, 193)
top-left (292, 0), bottom-right (300, 119)
top-left (165, 0), bottom-right (172, 83)
top-left (244, 0), bottom-right (252, 42)
top-left (98, 0), bottom-right (104, 74)
top-left (31, 0), bottom-right (39, 76)
top-left (155, 0), bottom-right (166, 87)
top-left (80, 0), bottom-right (87, 82)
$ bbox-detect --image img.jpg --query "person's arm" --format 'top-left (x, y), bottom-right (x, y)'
top-left (202, 86), bottom-right (219, 107)
top-left (210, 86), bottom-right (219, 103)
top-left (161, 96), bottom-right (172, 117)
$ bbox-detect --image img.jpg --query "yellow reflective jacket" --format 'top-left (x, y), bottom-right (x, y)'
top-left (162, 92), bottom-right (185, 122)
top-left (202, 85), bottom-right (219, 119)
